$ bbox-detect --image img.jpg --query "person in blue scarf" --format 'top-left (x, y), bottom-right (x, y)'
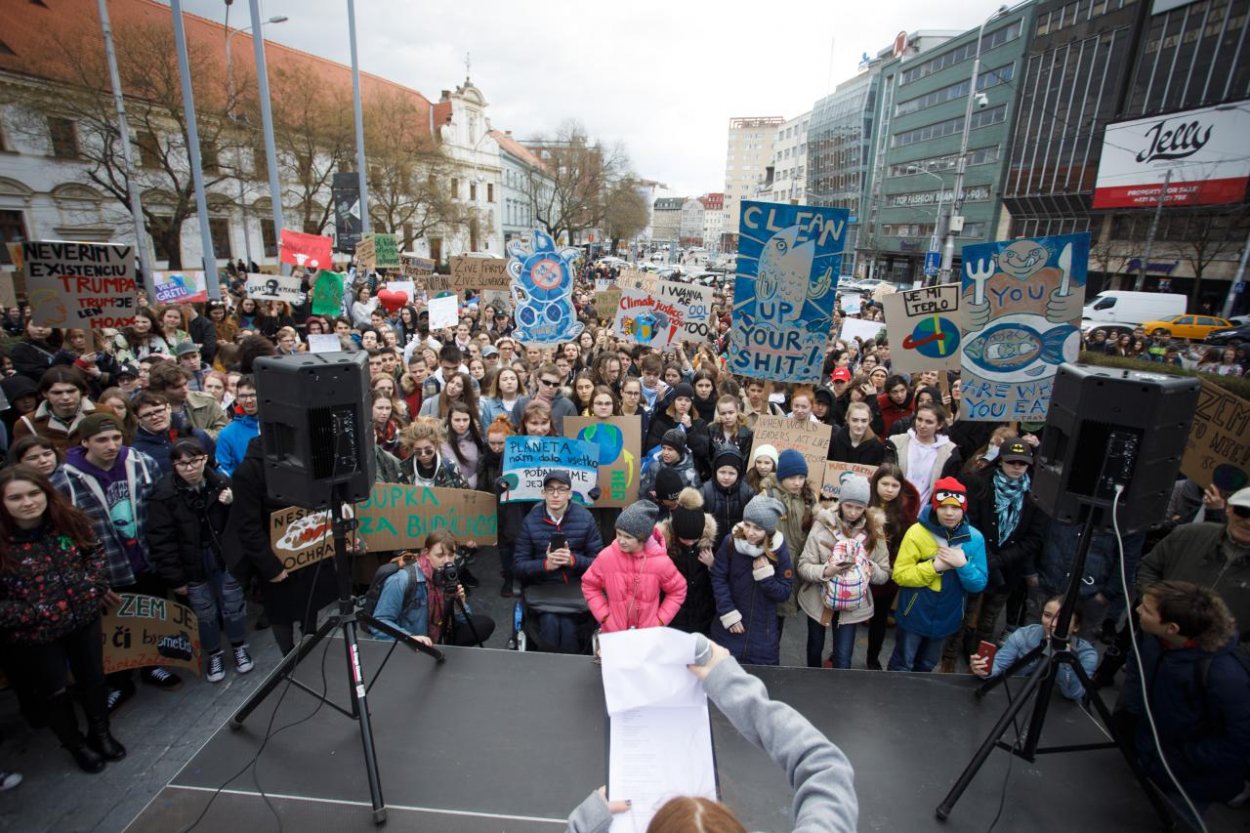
top-left (941, 436), bottom-right (1048, 670)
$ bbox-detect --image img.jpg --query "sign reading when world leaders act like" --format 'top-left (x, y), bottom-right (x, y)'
top-left (731, 202), bottom-right (848, 383)
top-left (500, 436), bottom-right (599, 505)
top-left (959, 232), bottom-right (1089, 422)
top-left (24, 241), bottom-right (137, 329)
top-left (882, 284), bottom-right (964, 373)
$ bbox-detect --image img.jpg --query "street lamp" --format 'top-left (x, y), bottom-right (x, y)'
top-left (941, 4), bottom-right (1009, 283)
top-left (907, 164), bottom-right (947, 287)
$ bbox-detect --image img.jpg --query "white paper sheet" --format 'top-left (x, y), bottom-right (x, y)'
top-left (428, 294), bottom-right (459, 330)
top-left (307, 333), bottom-right (342, 353)
top-left (599, 629), bottom-right (717, 833)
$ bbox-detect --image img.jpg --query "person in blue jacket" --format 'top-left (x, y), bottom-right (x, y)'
top-left (970, 595), bottom-right (1098, 700)
top-left (368, 531), bottom-right (493, 646)
top-left (214, 375), bottom-right (259, 478)
top-left (709, 494), bottom-right (794, 666)
top-left (1120, 580), bottom-right (1250, 816)
top-left (888, 476), bottom-right (988, 672)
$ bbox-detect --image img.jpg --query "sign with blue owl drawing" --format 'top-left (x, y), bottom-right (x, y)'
top-left (959, 232), bottom-right (1089, 422)
top-left (506, 230), bottom-right (583, 346)
top-left (730, 202), bottom-right (848, 383)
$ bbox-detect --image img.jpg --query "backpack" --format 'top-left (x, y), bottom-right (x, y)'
top-left (822, 539), bottom-right (871, 612)
top-left (359, 560), bottom-right (422, 629)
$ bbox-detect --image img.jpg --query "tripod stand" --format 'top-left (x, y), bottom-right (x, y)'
top-left (935, 504), bottom-right (1174, 829)
top-left (230, 490), bottom-right (444, 825)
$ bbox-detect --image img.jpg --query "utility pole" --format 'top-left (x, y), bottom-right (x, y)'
top-left (1134, 168), bottom-right (1171, 291)
top-left (348, 0), bottom-right (371, 236)
top-left (1221, 226), bottom-right (1250, 319)
top-left (248, 0), bottom-right (286, 274)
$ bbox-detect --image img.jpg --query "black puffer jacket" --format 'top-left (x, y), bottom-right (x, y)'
top-left (658, 492), bottom-right (718, 637)
top-left (147, 466), bottom-right (232, 587)
top-left (700, 475), bottom-right (755, 555)
top-left (964, 467), bottom-right (1048, 592)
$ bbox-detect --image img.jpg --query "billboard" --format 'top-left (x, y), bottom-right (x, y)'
top-left (1092, 102), bottom-right (1250, 209)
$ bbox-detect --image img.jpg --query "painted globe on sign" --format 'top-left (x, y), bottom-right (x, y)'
top-left (578, 424), bottom-right (623, 465)
top-left (908, 316), bottom-right (961, 360)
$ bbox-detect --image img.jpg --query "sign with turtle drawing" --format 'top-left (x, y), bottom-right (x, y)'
top-left (958, 232), bottom-right (1089, 421)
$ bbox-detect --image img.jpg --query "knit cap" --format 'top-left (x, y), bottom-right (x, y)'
top-left (838, 475), bottom-right (871, 506)
top-left (654, 467), bottom-right (684, 502)
top-left (671, 382), bottom-right (694, 401)
top-left (671, 488), bottom-right (706, 540)
top-left (616, 500), bottom-right (660, 540)
top-left (776, 449), bottom-right (808, 481)
top-left (931, 476), bottom-right (968, 510)
top-left (660, 429), bottom-right (687, 455)
top-left (743, 494), bottom-right (786, 535)
top-left (75, 412), bottom-right (122, 440)
top-left (712, 443), bottom-right (744, 474)
top-left (752, 444), bottom-right (779, 467)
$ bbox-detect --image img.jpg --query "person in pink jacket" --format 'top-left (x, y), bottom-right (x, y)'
top-left (582, 500), bottom-right (687, 632)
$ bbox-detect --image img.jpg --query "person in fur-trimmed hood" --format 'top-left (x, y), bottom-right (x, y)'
top-left (658, 488), bottom-right (719, 636)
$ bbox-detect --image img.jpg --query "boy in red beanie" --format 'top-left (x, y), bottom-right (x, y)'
top-left (888, 476), bottom-right (988, 672)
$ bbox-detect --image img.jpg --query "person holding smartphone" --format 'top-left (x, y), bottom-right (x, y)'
top-left (969, 596), bottom-right (1097, 701)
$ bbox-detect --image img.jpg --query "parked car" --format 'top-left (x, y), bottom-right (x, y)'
top-left (1140, 314), bottom-right (1232, 340)
top-left (1203, 323), bottom-right (1250, 346)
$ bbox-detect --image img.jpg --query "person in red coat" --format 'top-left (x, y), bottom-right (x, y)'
top-left (582, 501), bottom-right (686, 632)
top-left (876, 374), bottom-right (915, 436)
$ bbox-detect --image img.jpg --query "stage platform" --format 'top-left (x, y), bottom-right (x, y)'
top-left (124, 638), bottom-right (1162, 833)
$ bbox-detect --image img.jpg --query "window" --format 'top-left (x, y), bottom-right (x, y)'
top-left (402, 222), bottom-right (414, 249)
top-left (208, 218), bottom-right (232, 260)
top-left (487, 183), bottom-right (494, 203)
top-left (469, 182), bottom-right (477, 201)
top-left (47, 117), bottom-right (78, 159)
top-left (201, 140), bottom-right (220, 175)
top-left (450, 178), bottom-right (458, 199)
top-left (136, 131), bottom-right (160, 169)
top-left (0, 210), bottom-right (27, 265)
top-left (152, 217), bottom-right (176, 263)
top-left (253, 140), bottom-right (268, 180)
top-left (260, 219), bottom-right (277, 258)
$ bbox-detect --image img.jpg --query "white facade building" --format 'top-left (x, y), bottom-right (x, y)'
top-left (769, 112), bottom-right (810, 205)
top-left (722, 116), bottom-right (784, 246)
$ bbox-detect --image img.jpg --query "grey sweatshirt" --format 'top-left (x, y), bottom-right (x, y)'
top-left (565, 656), bottom-right (858, 833)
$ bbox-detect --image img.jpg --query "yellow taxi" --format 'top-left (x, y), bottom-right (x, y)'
top-left (1140, 314), bottom-right (1232, 340)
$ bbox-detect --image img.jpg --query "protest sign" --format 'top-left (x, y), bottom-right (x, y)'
top-left (730, 202), bottom-right (848, 383)
top-left (308, 333), bottom-right (341, 353)
top-left (749, 415), bottom-right (832, 494)
top-left (422, 274), bottom-right (453, 293)
top-left (270, 504), bottom-right (341, 573)
top-left (371, 233), bottom-right (400, 268)
top-left (820, 461), bottom-right (879, 501)
top-left (501, 436), bottom-right (599, 505)
top-left (0, 274), bottom-right (14, 309)
top-left (428, 294), bottom-right (459, 330)
top-left (356, 484), bottom-right (498, 549)
top-left (595, 289), bottom-right (622, 323)
top-left (614, 279), bottom-right (715, 349)
top-left (618, 269), bottom-right (656, 292)
top-left (840, 318), bottom-right (885, 346)
top-left (355, 235), bottom-right (376, 269)
top-left (959, 233), bottom-right (1089, 422)
top-left (565, 416), bottom-right (642, 509)
top-left (153, 270), bottom-right (207, 304)
top-left (451, 256), bottom-right (510, 292)
top-left (23, 241), bottom-right (137, 328)
top-left (882, 284), bottom-right (963, 373)
top-left (310, 270), bottom-right (344, 317)
top-left (101, 593), bottom-right (201, 676)
top-left (506, 230), bottom-right (583, 345)
top-left (332, 172), bottom-right (362, 253)
top-left (840, 293), bottom-right (863, 315)
top-left (245, 273), bottom-right (304, 304)
top-left (402, 255), bottom-right (437, 276)
top-left (1, 243), bottom-right (23, 306)
top-left (280, 229), bottom-right (333, 271)
top-left (1181, 379), bottom-right (1250, 490)
top-left (594, 278), bottom-right (612, 292)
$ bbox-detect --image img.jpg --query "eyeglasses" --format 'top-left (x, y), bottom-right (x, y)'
top-left (544, 486), bottom-right (571, 495)
top-left (1232, 505), bottom-right (1250, 519)
top-left (539, 378), bottom-right (560, 388)
top-left (175, 456), bottom-right (207, 469)
top-left (414, 447), bottom-right (437, 457)
top-left (236, 393), bottom-right (257, 401)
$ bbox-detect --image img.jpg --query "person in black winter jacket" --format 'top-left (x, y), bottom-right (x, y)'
top-left (476, 415), bottom-right (524, 596)
top-left (827, 401), bottom-right (886, 465)
top-left (8, 320), bottom-right (60, 384)
top-left (659, 488), bottom-right (719, 636)
top-left (148, 439), bottom-right (253, 683)
top-left (700, 445), bottom-right (755, 554)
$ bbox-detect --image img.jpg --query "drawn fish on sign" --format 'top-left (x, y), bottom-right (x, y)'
top-left (755, 226), bottom-right (834, 329)
top-left (963, 323), bottom-right (1077, 376)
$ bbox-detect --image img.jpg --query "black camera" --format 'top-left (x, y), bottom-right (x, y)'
top-left (431, 562), bottom-right (460, 592)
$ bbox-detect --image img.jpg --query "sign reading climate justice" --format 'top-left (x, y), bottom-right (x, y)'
top-left (613, 279), bottom-right (715, 348)
top-left (731, 202), bottom-right (848, 383)
top-left (24, 241), bottom-right (137, 329)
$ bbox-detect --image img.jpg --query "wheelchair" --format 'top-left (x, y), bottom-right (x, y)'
top-left (508, 579), bottom-right (596, 654)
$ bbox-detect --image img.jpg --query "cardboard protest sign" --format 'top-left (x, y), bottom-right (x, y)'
top-left (565, 416), bottom-right (642, 509)
top-left (749, 415), bottom-right (832, 495)
top-left (840, 318), bottom-right (885, 346)
top-left (731, 202), bottom-right (849, 383)
top-left (820, 461), bottom-right (879, 501)
top-left (614, 279), bottom-right (715, 349)
top-left (0, 274), bottom-right (15, 309)
top-left (506, 230), bottom-right (583, 346)
top-left (23, 241), bottom-right (137, 328)
top-left (153, 270), bottom-right (207, 305)
top-left (451, 256), bottom-right (510, 292)
top-left (618, 269), bottom-right (656, 292)
top-left (101, 593), bottom-right (201, 676)
top-left (1181, 379), bottom-right (1250, 490)
top-left (270, 504), bottom-right (340, 573)
top-left (310, 270), bottom-right (344, 317)
top-left (594, 278), bottom-right (612, 292)
top-left (356, 483), bottom-right (498, 548)
top-left (959, 233), bottom-right (1089, 422)
top-left (882, 284), bottom-right (963, 373)
top-left (355, 235), bottom-right (376, 269)
top-left (501, 436), bottom-right (599, 505)
top-left (280, 229), bottom-right (333, 272)
top-left (595, 289), bottom-right (622, 323)
top-left (401, 255), bottom-right (436, 276)
top-left (245, 273), bottom-right (305, 304)
top-left (428, 294), bottom-right (459, 330)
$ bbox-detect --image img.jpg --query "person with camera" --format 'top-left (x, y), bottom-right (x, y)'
top-left (367, 531), bottom-right (495, 647)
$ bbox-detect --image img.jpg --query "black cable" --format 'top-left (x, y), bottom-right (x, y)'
top-left (986, 667), bottom-right (1024, 833)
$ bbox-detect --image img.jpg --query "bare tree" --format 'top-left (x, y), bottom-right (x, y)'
top-left (1173, 207), bottom-right (1250, 309)
top-left (520, 120), bottom-right (629, 244)
top-left (602, 180), bottom-right (649, 253)
top-left (12, 21), bottom-right (242, 268)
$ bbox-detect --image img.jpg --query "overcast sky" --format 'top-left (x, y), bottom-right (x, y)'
top-left (179, 0), bottom-right (1009, 196)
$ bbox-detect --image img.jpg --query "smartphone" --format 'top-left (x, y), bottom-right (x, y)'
top-left (549, 533), bottom-right (567, 552)
top-left (976, 640), bottom-right (998, 667)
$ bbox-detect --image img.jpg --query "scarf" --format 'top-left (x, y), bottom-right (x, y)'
top-left (416, 554), bottom-right (447, 643)
top-left (992, 470), bottom-right (1030, 546)
top-left (734, 536), bottom-right (764, 557)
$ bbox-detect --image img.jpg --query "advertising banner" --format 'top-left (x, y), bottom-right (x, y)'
top-left (333, 171), bottom-right (362, 253)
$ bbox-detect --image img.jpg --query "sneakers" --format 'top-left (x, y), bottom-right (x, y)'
top-left (106, 684), bottom-right (135, 714)
top-left (0, 771), bottom-right (21, 791)
top-left (141, 667), bottom-right (182, 689)
top-left (205, 652), bottom-right (225, 683)
top-left (233, 644), bottom-right (254, 674)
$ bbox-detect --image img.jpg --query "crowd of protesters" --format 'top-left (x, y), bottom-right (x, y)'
top-left (0, 253), bottom-right (1245, 825)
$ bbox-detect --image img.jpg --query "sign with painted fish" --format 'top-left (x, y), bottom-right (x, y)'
top-left (730, 202), bottom-right (848, 383)
top-left (959, 233), bottom-right (1089, 422)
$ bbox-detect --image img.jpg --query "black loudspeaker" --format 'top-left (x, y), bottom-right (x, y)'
top-left (1032, 363), bottom-right (1199, 533)
top-left (254, 352), bottom-right (376, 509)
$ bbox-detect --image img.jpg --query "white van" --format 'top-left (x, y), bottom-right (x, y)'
top-left (1081, 291), bottom-right (1186, 325)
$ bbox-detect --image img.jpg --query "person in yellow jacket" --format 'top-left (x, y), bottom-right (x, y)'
top-left (887, 477), bottom-right (988, 672)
